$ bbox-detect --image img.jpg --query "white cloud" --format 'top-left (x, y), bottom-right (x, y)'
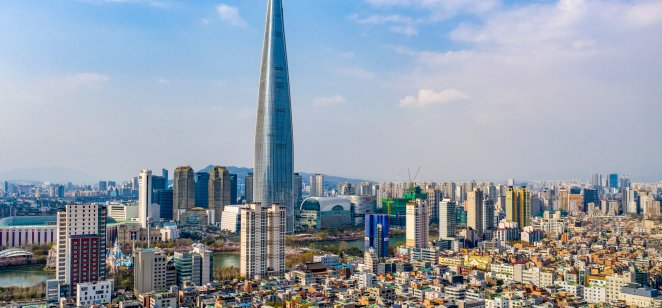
top-left (390, 25), bottom-right (418, 36)
top-left (336, 67), bottom-right (375, 80)
top-left (79, 0), bottom-right (170, 8)
top-left (314, 95), bottom-right (346, 107)
top-left (61, 73), bottom-right (110, 90)
top-left (399, 89), bottom-right (469, 108)
top-left (216, 4), bottom-right (246, 27)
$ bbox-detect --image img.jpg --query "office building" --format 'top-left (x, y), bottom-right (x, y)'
top-left (98, 181), bottom-right (107, 192)
top-left (344, 195), bottom-right (377, 225)
top-left (466, 189), bottom-right (483, 238)
top-left (208, 166), bottom-right (231, 224)
top-left (174, 243), bottom-right (213, 287)
top-left (133, 248), bottom-right (169, 296)
top-left (240, 203), bottom-right (285, 279)
top-left (608, 173), bottom-right (619, 189)
top-left (230, 173), bottom-right (238, 204)
top-left (194, 171), bottom-right (210, 209)
top-left (294, 173), bottom-right (303, 206)
top-left (439, 198), bottom-right (457, 239)
top-left (138, 169), bottom-right (152, 228)
top-left (310, 174), bottom-right (325, 197)
top-left (108, 203), bottom-right (139, 222)
top-left (220, 205), bottom-right (242, 234)
top-left (365, 214), bottom-right (389, 259)
top-left (245, 173), bottom-right (253, 203)
top-left (56, 204), bottom-right (107, 295)
top-left (253, 0), bottom-right (295, 233)
top-left (405, 199), bottom-right (429, 249)
top-left (154, 189), bottom-right (173, 221)
top-left (424, 189), bottom-right (442, 226)
top-left (298, 197), bottom-right (353, 230)
top-left (173, 166), bottom-right (195, 222)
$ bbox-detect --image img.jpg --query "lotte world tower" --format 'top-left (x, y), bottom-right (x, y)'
top-left (253, 0), bottom-right (295, 233)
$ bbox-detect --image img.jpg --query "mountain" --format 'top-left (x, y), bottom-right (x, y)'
top-left (197, 165), bottom-right (373, 186)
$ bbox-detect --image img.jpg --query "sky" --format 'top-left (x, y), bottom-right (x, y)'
top-left (1, 0), bottom-right (661, 183)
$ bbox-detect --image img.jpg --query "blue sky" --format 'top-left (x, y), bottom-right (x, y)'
top-left (1, 0), bottom-right (662, 183)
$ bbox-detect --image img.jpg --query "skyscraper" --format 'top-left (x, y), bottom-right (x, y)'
top-left (608, 173), bottom-right (619, 189)
top-left (482, 197), bottom-right (495, 234)
top-left (230, 173), bottom-right (238, 204)
top-left (293, 173), bottom-right (303, 207)
top-left (310, 174), bottom-right (324, 197)
top-left (162, 169), bottom-right (169, 188)
top-left (365, 214), bottom-right (389, 259)
top-left (56, 204), bottom-right (107, 295)
top-left (173, 166), bottom-right (195, 221)
top-left (195, 171), bottom-right (210, 209)
top-left (405, 199), bottom-right (429, 248)
top-left (240, 203), bottom-right (285, 279)
top-left (466, 188), bottom-right (483, 238)
top-left (209, 166), bottom-right (231, 224)
top-left (138, 169), bottom-right (152, 228)
top-left (439, 198), bottom-right (456, 239)
top-left (253, 0), bottom-right (295, 233)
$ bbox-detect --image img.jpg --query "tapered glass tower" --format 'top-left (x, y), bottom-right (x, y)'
top-left (254, 0), bottom-right (295, 233)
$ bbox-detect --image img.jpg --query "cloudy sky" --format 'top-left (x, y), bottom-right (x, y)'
top-left (1, 0), bottom-right (661, 183)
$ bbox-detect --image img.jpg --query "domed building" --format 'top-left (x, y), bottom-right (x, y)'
top-left (298, 197), bottom-right (353, 230)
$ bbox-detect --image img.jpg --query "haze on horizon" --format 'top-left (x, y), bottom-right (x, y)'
top-left (1, 0), bottom-right (661, 183)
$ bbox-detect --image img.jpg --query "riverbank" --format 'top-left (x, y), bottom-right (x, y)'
top-left (0, 264), bottom-right (54, 288)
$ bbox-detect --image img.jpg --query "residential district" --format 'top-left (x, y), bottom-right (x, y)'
top-left (0, 172), bottom-right (661, 308)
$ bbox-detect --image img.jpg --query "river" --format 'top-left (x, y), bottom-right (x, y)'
top-left (0, 264), bottom-right (54, 288)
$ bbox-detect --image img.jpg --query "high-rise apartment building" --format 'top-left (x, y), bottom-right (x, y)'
top-left (138, 169), bottom-right (152, 228)
top-left (133, 248), bottom-right (169, 296)
top-left (194, 171), bottom-right (210, 209)
top-left (56, 204), bottom-right (107, 295)
top-left (253, 0), bottom-right (295, 233)
top-left (424, 189), bottom-right (442, 227)
top-left (439, 198), bottom-right (456, 239)
top-left (240, 203), bottom-right (285, 279)
top-left (365, 214), bottom-right (389, 259)
top-left (173, 166), bottom-right (195, 221)
top-left (505, 186), bottom-right (531, 229)
top-left (405, 199), bottom-right (429, 248)
top-left (482, 197), bottom-right (495, 234)
top-left (208, 166), bottom-right (231, 224)
top-left (558, 187), bottom-right (569, 212)
top-left (466, 189), bottom-right (483, 238)
top-left (309, 174), bottom-right (325, 197)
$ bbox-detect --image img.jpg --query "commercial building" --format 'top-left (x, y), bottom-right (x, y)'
top-left (310, 174), bottom-right (325, 197)
top-left (466, 189), bottom-right (483, 238)
top-left (342, 195), bottom-right (376, 226)
top-left (240, 203), bottom-right (285, 278)
top-left (194, 171), bottom-right (210, 209)
top-left (154, 189), bottom-right (173, 221)
top-left (76, 280), bottom-right (113, 307)
top-left (252, 0), bottom-right (295, 233)
top-left (220, 205), bottom-right (242, 234)
top-left (133, 248), bottom-right (168, 296)
top-left (173, 166), bottom-right (195, 222)
top-left (174, 243), bottom-right (213, 287)
top-left (0, 216), bottom-right (57, 248)
top-left (208, 166), bottom-right (231, 224)
top-left (108, 203), bottom-right (139, 222)
top-left (299, 197), bottom-right (353, 230)
top-left (365, 214), bottom-right (389, 259)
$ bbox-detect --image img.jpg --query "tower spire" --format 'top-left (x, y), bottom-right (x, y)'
top-left (253, 0), bottom-right (295, 233)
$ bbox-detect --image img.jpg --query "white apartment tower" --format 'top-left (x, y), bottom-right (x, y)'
top-left (439, 198), bottom-right (457, 239)
top-left (240, 203), bottom-right (285, 279)
top-left (138, 169), bottom-right (152, 228)
top-left (56, 204), bottom-right (107, 292)
top-left (406, 199), bottom-right (429, 248)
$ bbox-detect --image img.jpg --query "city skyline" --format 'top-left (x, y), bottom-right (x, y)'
top-left (1, 0), bottom-right (662, 182)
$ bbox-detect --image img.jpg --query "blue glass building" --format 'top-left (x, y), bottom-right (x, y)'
top-left (253, 0), bottom-right (295, 233)
top-left (365, 214), bottom-right (389, 258)
top-left (194, 172), bottom-right (210, 209)
top-left (608, 173), bottom-right (619, 189)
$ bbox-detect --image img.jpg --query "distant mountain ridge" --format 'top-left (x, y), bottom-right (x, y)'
top-left (198, 165), bottom-right (373, 186)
